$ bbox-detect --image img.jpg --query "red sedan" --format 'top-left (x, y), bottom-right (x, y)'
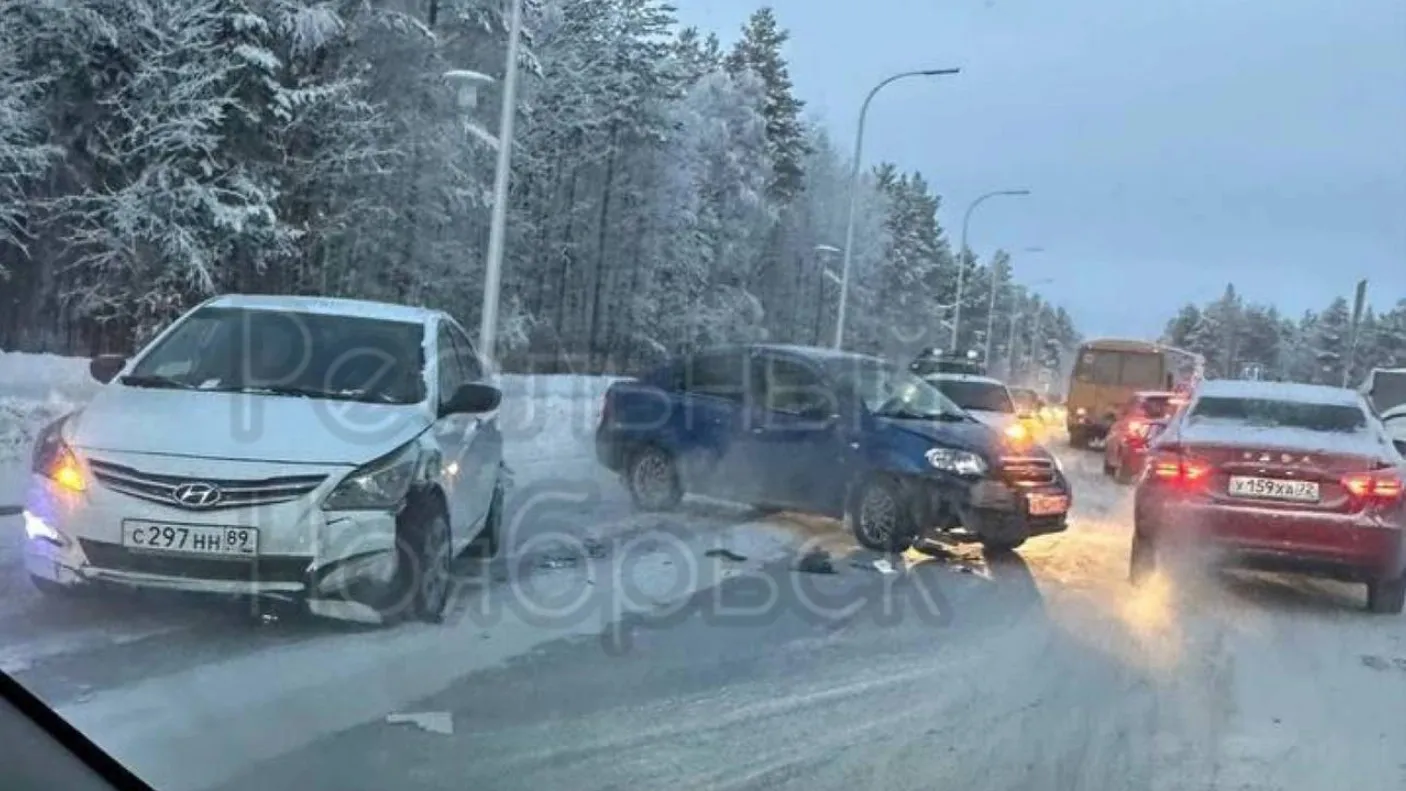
top-left (1103, 391), bottom-right (1182, 484)
top-left (1131, 380), bottom-right (1406, 613)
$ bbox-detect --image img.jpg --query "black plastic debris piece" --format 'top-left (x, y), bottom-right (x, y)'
top-left (582, 537), bottom-right (608, 559)
top-left (536, 555), bottom-right (579, 570)
top-left (1361, 654), bottom-right (1394, 671)
top-left (705, 548), bottom-right (748, 563)
top-left (795, 549), bottom-right (837, 575)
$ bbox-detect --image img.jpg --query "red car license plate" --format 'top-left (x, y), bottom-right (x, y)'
top-left (1028, 493), bottom-right (1069, 516)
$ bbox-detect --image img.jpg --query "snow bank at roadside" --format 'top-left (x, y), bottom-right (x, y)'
top-left (0, 351), bottom-right (93, 397)
top-left (0, 352), bottom-right (619, 467)
top-left (497, 373), bottom-right (620, 467)
top-left (0, 352), bottom-right (96, 463)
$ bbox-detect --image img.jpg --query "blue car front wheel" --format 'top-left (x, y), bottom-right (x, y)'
top-left (849, 477), bottom-right (915, 553)
top-left (627, 446), bottom-right (683, 512)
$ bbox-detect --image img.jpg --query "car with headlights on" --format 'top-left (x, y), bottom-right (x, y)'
top-left (1131, 379), bottom-right (1406, 613)
top-left (921, 373), bottom-right (1041, 446)
top-left (23, 295), bottom-right (505, 625)
top-left (596, 345), bottom-right (1071, 554)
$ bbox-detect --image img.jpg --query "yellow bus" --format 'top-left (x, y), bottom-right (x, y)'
top-left (1066, 338), bottom-right (1201, 447)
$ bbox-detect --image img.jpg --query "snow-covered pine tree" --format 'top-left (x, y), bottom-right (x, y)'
top-left (723, 7), bottom-right (808, 204)
top-left (1314, 296), bottom-right (1351, 385)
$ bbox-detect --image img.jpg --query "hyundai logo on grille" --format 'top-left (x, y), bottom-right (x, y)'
top-left (172, 482), bottom-right (223, 509)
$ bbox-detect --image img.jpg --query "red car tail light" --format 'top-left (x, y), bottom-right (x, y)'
top-left (1342, 470), bottom-right (1404, 503)
top-left (1147, 446), bottom-right (1211, 487)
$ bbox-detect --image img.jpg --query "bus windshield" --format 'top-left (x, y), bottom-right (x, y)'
top-left (1075, 349), bottom-right (1166, 388)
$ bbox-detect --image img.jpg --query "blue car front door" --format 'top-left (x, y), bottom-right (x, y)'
top-left (739, 354), bottom-right (851, 514)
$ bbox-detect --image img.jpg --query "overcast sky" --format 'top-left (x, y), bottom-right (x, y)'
top-left (677, 0), bottom-right (1406, 338)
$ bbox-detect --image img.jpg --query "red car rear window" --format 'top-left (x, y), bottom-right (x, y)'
top-left (1138, 396), bottom-right (1174, 419)
top-left (1190, 396), bottom-right (1366, 433)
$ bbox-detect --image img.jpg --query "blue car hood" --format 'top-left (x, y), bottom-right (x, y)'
top-left (877, 415), bottom-right (1053, 462)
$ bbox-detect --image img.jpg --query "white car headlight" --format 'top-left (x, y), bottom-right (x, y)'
top-left (323, 442), bottom-right (422, 511)
top-left (925, 447), bottom-right (988, 476)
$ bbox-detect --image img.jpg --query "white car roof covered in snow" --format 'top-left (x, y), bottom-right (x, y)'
top-left (1193, 379), bottom-right (1364, 407)
top-left (203, 294), bottom-right (443, 325)
top-left (1179, 379), bottom-right (1391, 457)
top-left (924, 373), bottom-right (1007, 387)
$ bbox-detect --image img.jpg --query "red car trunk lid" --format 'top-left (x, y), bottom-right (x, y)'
top-left (1164, 442), bottom-right (1389, 515)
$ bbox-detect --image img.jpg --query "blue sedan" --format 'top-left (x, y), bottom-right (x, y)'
top-left (596, 344), bottom-right (1071, 553)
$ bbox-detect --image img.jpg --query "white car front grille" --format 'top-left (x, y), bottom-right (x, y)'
top-left (87, 459), bottom-right (327, 511)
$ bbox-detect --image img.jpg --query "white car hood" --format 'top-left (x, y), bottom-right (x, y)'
top-left (966, 409), bottom-right (1017, 431)
top-left (67, 385), bottom-right (432, 465)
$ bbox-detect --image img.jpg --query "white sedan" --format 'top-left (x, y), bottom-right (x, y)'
top-left (23, 294), bottom-right (505, 625)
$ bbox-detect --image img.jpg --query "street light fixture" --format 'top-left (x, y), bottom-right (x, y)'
top-left (950, 189), bottom-right (1030, 351)
top-left (477, 0), bottom-right (525, 371)
top-left (834, 67), bottom-right (961, 351)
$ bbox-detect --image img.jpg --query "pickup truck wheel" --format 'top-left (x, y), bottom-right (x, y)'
top-left (849, 477), bottom-right (915, 553)
top-left (1129, 532), bottom-right (1155, 585)
top-left (1366, 574), bottom-right (1406, 614)
top-left (627, 446), bottom-right (682, 511)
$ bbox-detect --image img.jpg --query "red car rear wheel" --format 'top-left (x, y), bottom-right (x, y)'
top-left (1367, 575), bottom-right (1406, 615)
top-left (1129, 532), bottom-right (1155, 585)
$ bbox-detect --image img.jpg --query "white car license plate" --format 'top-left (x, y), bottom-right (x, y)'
top-left (1227, 476), bottom-right (1320, 503)
top-left (1028, 493), bottom-right (1069, 516)
top-left (121, 521), bottom-right (259, 557)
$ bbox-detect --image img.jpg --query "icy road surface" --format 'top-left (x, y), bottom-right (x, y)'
top-left (221, 447), bottom-right (1406, 791)
top-left (0, 375), bottom-right (1401, 790)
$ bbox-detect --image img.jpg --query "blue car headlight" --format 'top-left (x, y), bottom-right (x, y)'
top-left (925, 447), bottom-right (988, 476)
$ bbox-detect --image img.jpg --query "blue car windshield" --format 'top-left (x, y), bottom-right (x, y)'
top-left (828, 359), bottom-right (964, 420)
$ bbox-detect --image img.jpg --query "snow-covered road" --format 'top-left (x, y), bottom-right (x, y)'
top-left (4, 355), bottom-right (1406, 790)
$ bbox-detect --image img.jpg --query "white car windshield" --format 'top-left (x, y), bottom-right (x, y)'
top-left (828, 359), bottom-right (964, 420)
top-left (931, 380), bottom-right (1015, 414)
top-left (126, 307), bottom-right (427, 405)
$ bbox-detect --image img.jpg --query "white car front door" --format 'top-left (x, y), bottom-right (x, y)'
top-left (441, 321), bottom-right (502, 547)
top-left (1384, 412), bottom-right (1406, 456)
top-left (431, 322), bottom-right (479, 547)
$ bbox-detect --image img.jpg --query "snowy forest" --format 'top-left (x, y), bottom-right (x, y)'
top-left (0, 0), bottom-right (1079, 376)
top-left (1161, 285), bottom-right (1406, 387)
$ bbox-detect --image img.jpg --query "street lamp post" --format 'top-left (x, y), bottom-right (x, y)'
top-left (812, 245), bottom-right (842, 345)
top-left (982, 243), bottom-right (1041, 366)
top-left (950, 189), bottom-right (1030, 354)
top-left (478, 0), bottom-right (525, 371)
top-left (1006, 277), bottom-right (1053, 381)
top-left (834, 67), bottom-right (961, 351)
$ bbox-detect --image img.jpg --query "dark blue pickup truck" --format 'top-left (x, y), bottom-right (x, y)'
top-left (596, 344), bottom-right (1071, 553)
